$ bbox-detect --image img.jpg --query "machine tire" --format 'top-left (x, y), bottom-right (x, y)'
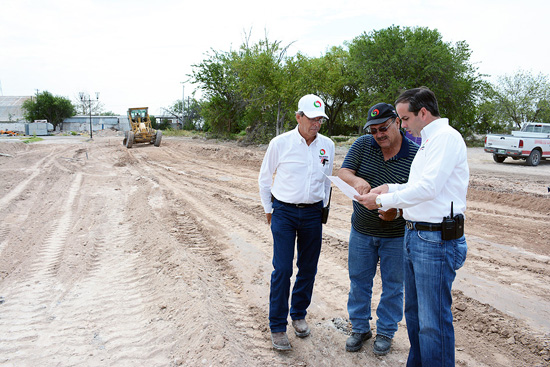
top-left (493, 154), bottom-right (506, 163)
top-left (123, 131), bottom-right (128, 146)
top-left (526, 149), bottom-right (541, 166)
top-left (154, 131), bottom-right (162, 147)
top-left (126, 131), bottom-right (134, 148)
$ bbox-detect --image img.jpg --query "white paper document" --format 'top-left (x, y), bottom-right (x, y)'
top-left (325, 175), bottom-right (360, 201)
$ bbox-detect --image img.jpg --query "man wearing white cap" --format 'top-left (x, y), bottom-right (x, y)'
top-left (258, 94), bottom-right (335, 351)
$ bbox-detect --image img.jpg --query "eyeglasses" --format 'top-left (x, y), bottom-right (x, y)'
top-left (367, 118), bottom-right (397, 134)
top-left (303, 115), bottom-right (327, 125)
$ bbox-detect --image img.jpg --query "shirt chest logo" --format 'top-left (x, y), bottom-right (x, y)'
top-left (319, 148), bottom-right (329, 165)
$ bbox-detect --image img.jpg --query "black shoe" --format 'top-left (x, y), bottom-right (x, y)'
top-left (345, 331), bottom-right (372, 352)
top-left (373, 334), bottom-right (392, 356)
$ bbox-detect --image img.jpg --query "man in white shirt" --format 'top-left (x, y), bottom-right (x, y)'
top-left (258, 94), bottom-right (334, 351)
top-left (355, 87), bottom-right (468, 366)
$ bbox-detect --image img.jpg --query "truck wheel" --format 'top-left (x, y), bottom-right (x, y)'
top-left (493, 154), bottom-right (506, 163)
top-left (526, 149), bottom-right (541, 166)
top-left (154, 131), bottom-right (162, 147)
top-left (126, 131), bottom-right (134, 148)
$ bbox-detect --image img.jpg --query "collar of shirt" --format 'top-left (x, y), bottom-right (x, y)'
top-left (369, 130), bottom-right (413, 160)
top-left (292, 125), bottom-right (319, 147)
top-left (258, 125), bottom-right (333, 213)
top-left (383, 116), bottom-right (468, 222)
top-left (420, 118), bottom-right (449, 144)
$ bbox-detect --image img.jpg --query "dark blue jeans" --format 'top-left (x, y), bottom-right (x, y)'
top-left (404, 227), bottom-right (467, 367)
top-left (269, 198), bottom-right (323, 332)
top-left (347, 227), bottom-right (404, 338)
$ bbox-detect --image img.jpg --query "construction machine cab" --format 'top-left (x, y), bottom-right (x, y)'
top-left (123, 107), bottom-right (162, 148)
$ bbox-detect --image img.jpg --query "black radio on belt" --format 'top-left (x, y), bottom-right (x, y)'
top-left (441, 202), bottom-right (464, 240)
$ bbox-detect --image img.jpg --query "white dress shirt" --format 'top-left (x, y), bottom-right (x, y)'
top-left (380, 118), bottom-right (469, 223)
top-left (258, 125), bottom-right (335, 213)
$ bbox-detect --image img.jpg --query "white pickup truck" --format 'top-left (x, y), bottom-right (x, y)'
top-left (484, 122), bottom-right (550, 166)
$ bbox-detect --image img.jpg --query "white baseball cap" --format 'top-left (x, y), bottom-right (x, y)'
top-left (297, 94), bottom-right (329, 119)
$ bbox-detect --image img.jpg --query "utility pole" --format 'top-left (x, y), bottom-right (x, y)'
top-left (79, 92), bottom-right (99, 139)
top-left (180, 82), bottom-right (184, 128)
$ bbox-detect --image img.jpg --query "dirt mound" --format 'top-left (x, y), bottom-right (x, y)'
top-left (0, 140), bottom-right (29, 156)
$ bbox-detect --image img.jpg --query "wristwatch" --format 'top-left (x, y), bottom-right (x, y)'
top-left (375, 196), bottom-right (382, 208)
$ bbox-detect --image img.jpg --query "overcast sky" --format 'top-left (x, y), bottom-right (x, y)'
top-left (1, 0), bottom-right (549, 116)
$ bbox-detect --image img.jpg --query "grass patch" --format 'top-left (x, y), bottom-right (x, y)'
top-left (162, 129), bottom-right (207, 138)
top-left (22, 136), bottom-right (43, 144)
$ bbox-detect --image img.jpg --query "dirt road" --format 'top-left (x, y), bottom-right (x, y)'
top-left (0, 133), bottom-right (549, 366)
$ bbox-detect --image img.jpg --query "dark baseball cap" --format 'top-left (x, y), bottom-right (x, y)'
top-left (364, 102), bottom-right (398, 129)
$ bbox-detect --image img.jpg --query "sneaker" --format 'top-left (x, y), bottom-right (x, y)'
top-left (271, 332), bottom-right (291, 351)
top-left (345, 331), bottom-right (373, 352)
top-left (291, 319), bottom-right (311, 338)
top-left (373, 334), bottom-right (392, 355)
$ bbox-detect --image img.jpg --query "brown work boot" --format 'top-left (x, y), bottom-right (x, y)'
top-left (291, 319), bottom-right (311, 338)
top-left (271, 332), bottom-right (291, 351)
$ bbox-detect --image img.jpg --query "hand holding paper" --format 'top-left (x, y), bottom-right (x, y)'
top-left (324, 174), bottom-right (360, 201)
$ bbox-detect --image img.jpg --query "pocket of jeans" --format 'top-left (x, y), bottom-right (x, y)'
top-left (416, 230), bottom-right (442, 245)
top-left (453, 237), bottom-right (468, 270)
top-left (272, 200), bottom-right (283, 211)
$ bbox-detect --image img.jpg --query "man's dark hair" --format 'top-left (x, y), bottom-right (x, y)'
top-left (395, 87), bottom-right (440, 117)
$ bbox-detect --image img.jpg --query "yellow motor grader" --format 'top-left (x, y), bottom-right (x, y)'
top-left (123, 107), bottom-right (162, 148)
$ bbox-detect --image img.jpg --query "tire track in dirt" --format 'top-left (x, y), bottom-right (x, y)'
top-left (3, 138), bottom-right (549, 366)
top-left (119, 147), bottom-right (298, 365)
top-left (127, 143), bottom-right (416, 366)
top-left (0, 171), bottom-right (84, 364)
top-left (0, 142), bottom-right (178, 366)
top-left (30, 172), bottom-right (82, 277)
top-left (0, 149), bottom-right (57, 210)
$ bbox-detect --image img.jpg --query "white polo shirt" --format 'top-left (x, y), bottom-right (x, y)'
top-left (379, 118), bottom-right (469, 223)
top-left (258, 125), bottom-right (335, 213)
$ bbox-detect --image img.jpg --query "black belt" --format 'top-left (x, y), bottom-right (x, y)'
top-left (406, 221), bottom-right (442, 231)
top-left (273, 196), bottom-right (321, 208)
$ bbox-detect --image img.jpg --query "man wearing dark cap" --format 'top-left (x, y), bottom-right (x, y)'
top-left (259, 94), bottom-right (334, 351)
top-left (338, 102), bottom-right (418, 355)
top-left (357, 88), bottom-right (469, 366)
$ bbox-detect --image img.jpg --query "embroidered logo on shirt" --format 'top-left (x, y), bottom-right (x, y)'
top-left (419, 138), bottom-right (429, 151)
top-left (319, 149), bottom-right (329, 165)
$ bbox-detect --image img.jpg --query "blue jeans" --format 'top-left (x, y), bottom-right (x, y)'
top-left (347, 227), bottom-right (404, 338)
top-left (269, 199), bottom-right (323, 332)
top-left (404, 227), bottom-right (467, 367)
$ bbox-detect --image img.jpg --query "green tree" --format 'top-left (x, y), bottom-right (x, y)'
top-left (294, 46), bottom-right (358, 136)
top-left (22, 91), bottom-right (76, 129)
top-left (347, 26), bottom-right (484, 136)
top-left (189, 48), bottom-right (245, 135)
top-left (232, 34), bottom-right (298, 139)
top-left (164, 97), bottom-right (203, 130)
top-left (492, 69), bottom-right (550, 128)
top-left (189, 32), bottom-right (302, 141)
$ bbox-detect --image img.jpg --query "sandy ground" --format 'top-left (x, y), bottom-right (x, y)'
top-left (0, 131), bottom-right (549, 367)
